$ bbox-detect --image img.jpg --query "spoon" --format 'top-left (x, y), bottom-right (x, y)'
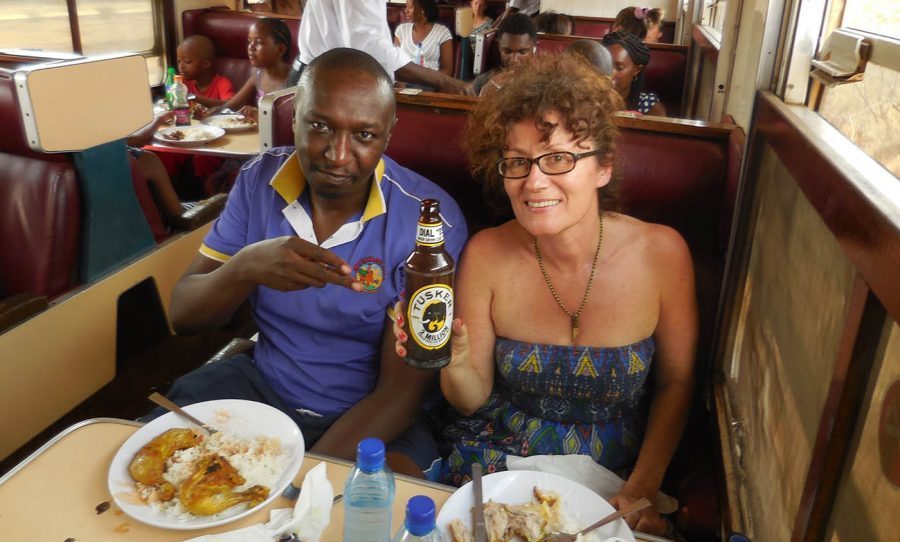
top-left (541, 497), bottom-right (652, 542)
top-left (148, 392), bottom-right (217, 435)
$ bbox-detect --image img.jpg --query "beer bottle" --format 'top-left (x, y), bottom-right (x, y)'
top-left (404, 199), bottom-right (455, 369)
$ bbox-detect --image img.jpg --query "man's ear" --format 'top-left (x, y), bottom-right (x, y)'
top-left (385, 116), bottom-right (398, 146)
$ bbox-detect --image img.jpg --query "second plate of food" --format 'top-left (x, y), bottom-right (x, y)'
top-left (107, 399), bottom-right (304, 530)
top-left (154, 125), bottom-right (225, 147)
top-left (436, 470), bottom-right (635, 542)
top-left (202, 114), bottom-right (258, 132)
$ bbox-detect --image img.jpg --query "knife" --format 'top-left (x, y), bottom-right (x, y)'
top-left (472, 463), bottom-right (487, 542)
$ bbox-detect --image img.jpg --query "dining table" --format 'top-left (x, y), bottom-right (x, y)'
top-left (0, 419), bottom-right (669, 542)
top-left (145, 118), bottom-right (261, 159)
top-left (0, 418), bottom-right (451, 541)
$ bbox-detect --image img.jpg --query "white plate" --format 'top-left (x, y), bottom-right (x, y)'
top-left (436, 470), bottom-right (635, 542)
top-left (107, 399), bottom-right (304, 530)
top-left (203, 114), bottom-right (258, 132)
top-left (153, 125), bottom-right (225, 147)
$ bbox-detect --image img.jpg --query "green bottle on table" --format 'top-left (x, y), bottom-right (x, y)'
top-left (164, 67), bottom-right (176, 109)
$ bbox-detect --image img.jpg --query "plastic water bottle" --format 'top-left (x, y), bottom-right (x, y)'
top-left (392, 496), bottom-right (442, 542)
top-left (344, 438), bottom-right (396, 542)
top-left (171, 75), bottom-right (191, 126)
top-left (415, 42), bottom-right (424, 66)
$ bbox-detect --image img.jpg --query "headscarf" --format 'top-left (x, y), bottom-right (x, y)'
top-left (601, 31), bottom-right (651, 110)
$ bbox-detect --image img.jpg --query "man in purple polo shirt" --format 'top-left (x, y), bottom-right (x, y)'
top-left (163, 48), bottom-right (467, 478)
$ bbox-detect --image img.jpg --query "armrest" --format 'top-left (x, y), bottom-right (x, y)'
top-left (172, 193), bottom-right (228, 231)
top-left (204, 337), bottom-right (257, 365)
top-left (0, 293), bottom-right (50, 333)
top-left (259, 86), bottom-right (299, 152)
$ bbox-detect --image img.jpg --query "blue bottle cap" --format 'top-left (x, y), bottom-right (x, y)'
top-left (728, 534), bottom-right (751, 542)
top-left (356, 438), bottom-right (386, 472)
top-left (405, 495), bottom-right (436, 536)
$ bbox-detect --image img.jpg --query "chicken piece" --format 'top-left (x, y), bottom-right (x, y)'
top-left (484, 501), bottom-right (509, 542)
top-left (129, 428), bottom-right (202, 501)
top-left (505, 506), bottom-right (545, 542)
top-left (448, 519), bottom-right (474, 542)
top-left (178, 454), bottom-right (269, 516)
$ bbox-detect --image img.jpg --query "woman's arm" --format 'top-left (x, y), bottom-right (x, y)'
top-left (438, 38), bottom-right (454, 76)
top-left (438, 232), bottom-right (498, 415)
top-left (613, 225), bottom-right (698, 534)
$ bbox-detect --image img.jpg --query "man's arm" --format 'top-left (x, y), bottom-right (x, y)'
top-left (310, 312), bottom-right (436, 465)
top-left (395, 63), bottom-right (475, 95)
top-left (170, 237), bottom-right (362, 334)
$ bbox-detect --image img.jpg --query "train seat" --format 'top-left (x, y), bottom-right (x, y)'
top-left (181, 8), bottom-right (300, 91)
top-left (570, 16), bottom-right (677, 44)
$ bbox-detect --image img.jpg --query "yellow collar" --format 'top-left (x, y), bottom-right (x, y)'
top-left (269, 152), bottom-right (387, 223)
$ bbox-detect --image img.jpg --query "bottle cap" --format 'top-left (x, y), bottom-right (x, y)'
top-left (728, 534), bottom-right (751, 542)
top-left (174, 75), bottom-right (183, 83)
top-left (405, 495), bottom-right (436, 536)
top-left (356, 437), bottom-right (386, 472)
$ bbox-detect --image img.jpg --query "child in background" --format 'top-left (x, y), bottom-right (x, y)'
top-left (220, 18), bottom-right (292, 121)
top-left (613, 6), bottom-right (665, 43)
top-left (177, 35), bottom-right (235, 107)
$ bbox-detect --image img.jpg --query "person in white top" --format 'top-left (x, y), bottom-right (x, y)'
top-left (494, 0), bottom-right (541, 28)
top-left (291, 0), bottom-right (471, 95)
top-left (393, 0), bottom-right (454, 75)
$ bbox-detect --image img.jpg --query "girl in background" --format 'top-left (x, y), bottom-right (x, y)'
top-left (602, 31), bottom-right (666, 116)
top-left (613, 6), bottom-right (665, 43)
top-left (221, 17), bottom-right (292, 121)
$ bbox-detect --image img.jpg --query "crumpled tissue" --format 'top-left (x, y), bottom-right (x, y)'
top-left (181, 461), bottom-right (334, 542)
top-left (506, 454), bottom-right (678, 514)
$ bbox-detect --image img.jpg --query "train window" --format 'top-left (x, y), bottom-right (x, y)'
top-left (841, 0), bottom-right (900, 39)
top-left (0, 1), bottom-right (74, 52)
top-left (700, 0), bottom-right (728, 40)
top-left (77, 0), bottom-right (155, 55)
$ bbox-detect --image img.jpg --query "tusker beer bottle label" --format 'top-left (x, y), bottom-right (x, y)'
top-left (407, 283), bottom-right (453, 350)
top-left (404, 199), bottom-right (455, 369)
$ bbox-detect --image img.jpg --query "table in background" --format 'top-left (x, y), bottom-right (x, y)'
top-left (0, 419), bottom-right (452, 541)
top-left (146, 120), bottom-right (261, 159)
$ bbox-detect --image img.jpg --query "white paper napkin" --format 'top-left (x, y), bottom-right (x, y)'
top-left (506, 454), bottom-right (678, 514)
top-left (181, 461), bottom-right (334, 542)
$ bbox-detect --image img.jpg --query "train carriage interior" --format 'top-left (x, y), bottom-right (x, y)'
top-left (0, 0), bottom-right (897, 541)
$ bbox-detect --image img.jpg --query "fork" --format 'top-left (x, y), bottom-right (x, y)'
top-left (281, 482), bottom-right (343, 504)
top-left (148, 392), bottom-right (217, 435)
top-left (541, 497), bottom-right (652, 542)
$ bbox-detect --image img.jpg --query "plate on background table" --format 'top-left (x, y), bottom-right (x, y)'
top-left (107, 399), bottom-right (304, 530)
top-left (202, 114), bottom-right (258, 132)
top-left (153, 125), bottom-right (225, 147)
top-left (436, 470), bottom-right (635, 542)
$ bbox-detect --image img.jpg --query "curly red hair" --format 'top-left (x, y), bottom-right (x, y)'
top-left (463, 53), bottom-right (623, 213)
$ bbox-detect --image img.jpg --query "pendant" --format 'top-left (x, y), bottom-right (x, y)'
top-left (571, 315), bottom-right (579, 342)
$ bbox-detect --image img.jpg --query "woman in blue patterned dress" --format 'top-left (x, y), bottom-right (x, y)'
top-left (394, 53), bottom-right (695, 535)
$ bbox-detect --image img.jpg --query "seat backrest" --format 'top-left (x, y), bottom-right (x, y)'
top-left (535, 34), bottom-right (687, 116)
top-left (182, 9), bottom-right (301, 91)
top-left (0, 152), bottom-right (81, 298)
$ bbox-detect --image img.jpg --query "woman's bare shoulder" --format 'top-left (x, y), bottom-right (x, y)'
top-left (461, 221), bottom-right (527, 267)
top-left (607, 213), bottom-right (692, 264)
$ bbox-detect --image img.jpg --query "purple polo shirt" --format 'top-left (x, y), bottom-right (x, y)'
top-left (199, 148), bottom-right (467, 416)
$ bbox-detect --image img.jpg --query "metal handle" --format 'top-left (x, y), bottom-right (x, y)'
top-left (148, 392), bottom-right (215, 434)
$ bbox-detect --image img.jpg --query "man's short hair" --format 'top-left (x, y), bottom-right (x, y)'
top-left (567, 39), bottom-right (613, 77)
top-left (497, 13), bottom-right (538, 42)
top-left (299, 47), bottom-right (393, 92)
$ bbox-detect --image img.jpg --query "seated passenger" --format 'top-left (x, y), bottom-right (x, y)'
top-left (602, 31), bottom-right (666, 116)
top-left (394, 53), bottom-right (696, 534)
top-left (471, 13), bottom-right (537, 96)
top-left (160, 48), bottom-right (467, 479)
top-left (394, 0), bottom-right (454, 77)
top-left (613, 6), bottom-right (665, 44)
top-left (567, 39), bottom-right (614, 78)
top-left (219, 17), bottom-right (292, 121)
top-left (535, 11), bottom-right (575, 35)
top-left (177, 35), bottom-right (235, 107)
top-left (469, 0), bottom-right (495, 51)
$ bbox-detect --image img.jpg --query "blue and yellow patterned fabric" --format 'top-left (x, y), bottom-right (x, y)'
top-left (443, 335), bottom-right (655, 486)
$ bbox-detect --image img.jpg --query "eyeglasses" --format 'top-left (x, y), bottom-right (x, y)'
top-left (496, 150), bottom-right (604, 179)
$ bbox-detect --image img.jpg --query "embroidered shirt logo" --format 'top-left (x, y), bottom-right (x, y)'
top-left (354, 257), bottom-right (384, 293)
